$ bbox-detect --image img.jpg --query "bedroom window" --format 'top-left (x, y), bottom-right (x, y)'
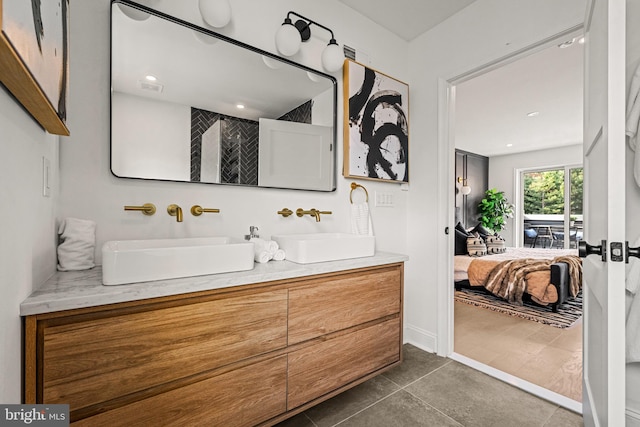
top-left (521, 166), bottom-right (583, 249)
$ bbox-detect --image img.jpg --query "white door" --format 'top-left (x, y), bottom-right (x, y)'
top-left (581, 0), bottom-right (627, 425)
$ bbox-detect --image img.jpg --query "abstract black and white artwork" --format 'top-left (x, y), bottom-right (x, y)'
top-left (344, 60), bottom-right (409, 183)
top-left (0, 0), bottom-right (69, 134)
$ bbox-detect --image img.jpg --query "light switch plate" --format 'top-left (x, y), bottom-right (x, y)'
top-left (375, 191), bottom-right (393, 207)
top-left (42, 156), bottom-right (51, 197)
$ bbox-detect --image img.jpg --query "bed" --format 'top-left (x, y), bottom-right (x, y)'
top-left (454, 247), bottom-right (582, 312)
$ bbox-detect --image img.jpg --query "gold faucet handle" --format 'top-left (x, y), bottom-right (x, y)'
top-left (167, 204), bottom-right (183, 222)
top-left (191, 205), bottom-right (221, 216)
top-left (317, 210), bottom-right (332, 215)
top-left (124, 203), bottom-right (156, 216)
top-left (278, 208), bottom-right (293, 217)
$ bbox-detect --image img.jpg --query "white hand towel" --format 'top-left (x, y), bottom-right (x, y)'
top-left (626, 63), bottom-right (640, 187)
top-left (57, 218), bottom-right (96, 271)
top-left (272, 249), bottom-right (286, 261)
top-left (254, 251), bottom-right (272, 263)
top-left (350, 202), bottom-right (373, 236)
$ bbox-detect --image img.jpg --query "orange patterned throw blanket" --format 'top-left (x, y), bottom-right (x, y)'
top-left (468, 255), bottom-right (582, 305)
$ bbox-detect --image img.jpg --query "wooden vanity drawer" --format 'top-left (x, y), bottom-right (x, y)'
top-left (287, 317), bottom-right (401, 410)
top-left (73, 355), bottom-right (287, 427)
top-left (288, 265), bottom-right (401, 344)
top-left (40, 289), bottom-right (287, 412)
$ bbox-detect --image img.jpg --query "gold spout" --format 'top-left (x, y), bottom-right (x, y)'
top-left (167, 204), bottom-right (183, 222)
top-left (277, 208), bottom-right (293, 217)
top-left (124, 203), bottom-right (156, 216)
top-left (296, 208), bottom-right (331, 222)
top-left (190, 205), bottom-right (220, 216)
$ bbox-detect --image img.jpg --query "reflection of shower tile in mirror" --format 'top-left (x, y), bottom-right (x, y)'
top-left (200, 121), bottom-right (221, 184)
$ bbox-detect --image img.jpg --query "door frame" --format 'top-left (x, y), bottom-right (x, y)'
top-left (436, 25), bottom-right (584, 410)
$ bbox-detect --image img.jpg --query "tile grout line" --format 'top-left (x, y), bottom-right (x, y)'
top-left (329, 388), bottom-right (405, 427)
top-left (401, 386), bottom-right (465, 427)
top-left (302, 412), bottom-right (319, 427)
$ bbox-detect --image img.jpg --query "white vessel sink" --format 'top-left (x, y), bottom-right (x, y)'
top-left (102, 237), bottom-right (254, 285)
top-left (272, 233), bottom-right (375, 264)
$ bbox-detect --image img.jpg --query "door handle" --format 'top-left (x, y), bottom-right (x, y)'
top-left (578, 240), bottom-right (607, 262)
top-left (627, 242), bottom-right (640, 263)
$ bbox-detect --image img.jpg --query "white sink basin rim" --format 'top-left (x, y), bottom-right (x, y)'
top-left (272, 233), bottom-right (375, 264)
top-left (102, 237), bottom-right (254, 285)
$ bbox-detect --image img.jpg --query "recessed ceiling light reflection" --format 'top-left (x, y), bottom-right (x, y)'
top-left (145, 75), bottom-right (157, 81)
top-left (236, 104), bottom-right (245, 109)
top-left (526, 111), bottom-right (540, 117)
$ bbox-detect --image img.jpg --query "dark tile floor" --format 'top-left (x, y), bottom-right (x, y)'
top-left (275, 344), bottom-right (583, 427)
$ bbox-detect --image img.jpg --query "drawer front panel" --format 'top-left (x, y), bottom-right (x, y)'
top-left (42, 290), bottom-right (287, 411)
top-left (288, 266), bottom-right (401, 344)
top-left (287, 317), bottom-right (401, 410)
top-left (73, 355), bottom-right (287, 427)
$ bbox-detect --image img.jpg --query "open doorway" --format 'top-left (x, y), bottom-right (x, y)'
top-left (449, 31), bottom-right (584, 411)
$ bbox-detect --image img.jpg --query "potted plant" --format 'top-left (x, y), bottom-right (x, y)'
top-left (477, 188), bottom-right (514, 233)
top-left (570, 215), bottom-right (577, 227)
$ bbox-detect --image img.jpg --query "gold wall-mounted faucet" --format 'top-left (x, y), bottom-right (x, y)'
top-left (124, 203), bottom-right (156, 216)
top-left (167, 204), bottom-right (183, 222)
top-left (190, 205), bottom-right (220, 216)
top-left (296, 208), bottom-right (332, 222)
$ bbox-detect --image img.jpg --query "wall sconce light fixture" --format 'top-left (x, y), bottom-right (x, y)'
top-left (457, 177), bottom-right (472, 195)
top-left (275, 11), bottom-right (345, 72)
top-left (198, 0), bottom-right (232, 28)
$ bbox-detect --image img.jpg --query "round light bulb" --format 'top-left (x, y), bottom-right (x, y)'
top-left (321, 40), bottom-right (344, 72)
top-left (198, 0), bottom-right (232, 28)
top-left (275, 21), bottom-right (302, 56)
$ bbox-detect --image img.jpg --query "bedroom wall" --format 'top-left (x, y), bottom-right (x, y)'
top-left (488, 144), bottom-right (583, 247)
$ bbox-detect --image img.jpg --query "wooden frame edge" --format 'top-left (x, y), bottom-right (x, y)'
top-left (0, 1), bottom-right (69, 136)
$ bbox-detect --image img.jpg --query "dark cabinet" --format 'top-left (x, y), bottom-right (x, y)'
top-left (455, 149), bottom-right (488, 228)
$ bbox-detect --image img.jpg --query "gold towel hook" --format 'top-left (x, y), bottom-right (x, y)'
top-left (350, 182), bottom-right (369, 204)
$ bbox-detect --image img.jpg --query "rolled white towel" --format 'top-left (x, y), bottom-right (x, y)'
top-left (250, 238), bottom-right (279, 254)
top-left (57, 218), bottom-right (96, 271)
top-left (272, 249), bottom-right (286, 261)
top-left (254, 251), bottom-right (272, 263)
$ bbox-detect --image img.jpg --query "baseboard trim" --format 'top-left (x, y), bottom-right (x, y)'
top-left (450, 353), bottom-right (583, 415)
top-left (403, 324), bottom-right (437, 353)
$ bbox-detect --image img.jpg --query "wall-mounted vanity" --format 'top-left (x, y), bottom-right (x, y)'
top-left (110, 0), bottom-right (337, 191)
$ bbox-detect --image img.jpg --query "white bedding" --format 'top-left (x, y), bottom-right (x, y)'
top-left (454, 247), bottom-right (578, 282)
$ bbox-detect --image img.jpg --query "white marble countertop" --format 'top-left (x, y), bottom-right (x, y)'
top-left (21, 252), bottom-right (408, 316)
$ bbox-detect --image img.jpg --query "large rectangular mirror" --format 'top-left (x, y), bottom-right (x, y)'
top-left (110, 0), bottom-right (337, 191)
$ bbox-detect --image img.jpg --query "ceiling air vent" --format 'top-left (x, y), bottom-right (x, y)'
top-left (343, 45), bottom-right (356, 61)
top-left (138, 80), bottom-right (164, 93)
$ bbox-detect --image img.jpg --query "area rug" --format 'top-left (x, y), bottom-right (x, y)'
top-left (455, 288), bottom-right (582, 329)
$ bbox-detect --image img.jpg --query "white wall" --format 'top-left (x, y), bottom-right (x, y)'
top-left (112, 92), bottom-right (191, 181)
top-left (58, 0), bottom-right (409, 256)
top-left (406, 0), bottom-right (586, 351)
top-left (488, 144), bottom-right (583, 246)
top-left (0, 87), bottom-right (59, 403)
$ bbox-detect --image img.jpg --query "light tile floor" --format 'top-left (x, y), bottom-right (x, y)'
top-left (275, 344), bottom-right (583, 427)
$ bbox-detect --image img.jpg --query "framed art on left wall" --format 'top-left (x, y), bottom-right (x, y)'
top-left (343, 59), bottom-right (409, 183)
top-left (0, 0), bottom-right (70, 135)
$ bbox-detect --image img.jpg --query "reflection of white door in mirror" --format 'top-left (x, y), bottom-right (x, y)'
top-left (200, 121), bottom-right (221, 184)
top-left (258, 119), bottom-right (333, 191)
